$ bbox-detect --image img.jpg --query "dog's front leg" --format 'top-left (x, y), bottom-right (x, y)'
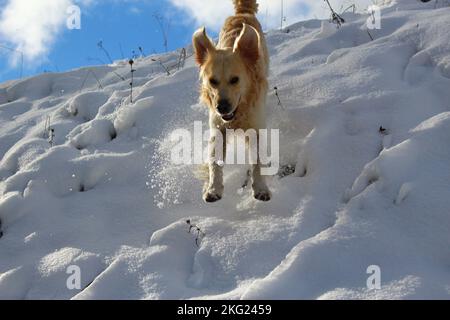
top-left (252, 133), bottom-right (271, 202)
top-left (203, 131), bottom-right (225, 203)
top-left (252, 163), bottom-right (271, 202)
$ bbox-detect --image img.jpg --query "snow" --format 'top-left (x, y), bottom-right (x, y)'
top-left (0, 0), bottom-right (449, 299)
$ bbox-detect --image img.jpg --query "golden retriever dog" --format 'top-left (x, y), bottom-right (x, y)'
top-left (193, 0), bottom-right (271, 203)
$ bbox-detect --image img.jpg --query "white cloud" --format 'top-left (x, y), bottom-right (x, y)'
top-left (0, 0), bottom-right (74, 65)
top-left (0, 0), bottom-right (149, 67)
top-left (168, 0), bottom-right (375, 31)
top-left (169, 0), bottom-right (234, 30)
top-left (0, 0), bottom-right (96, 66)
top-left (129, 6), bottom-right (142, 15)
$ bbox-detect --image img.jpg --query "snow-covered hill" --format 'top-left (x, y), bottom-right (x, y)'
top-left (1, 0), bottom-right (449, 299)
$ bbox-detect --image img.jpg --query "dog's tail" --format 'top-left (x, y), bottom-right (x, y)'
top-left (233, 0), bottom-right (258, 15)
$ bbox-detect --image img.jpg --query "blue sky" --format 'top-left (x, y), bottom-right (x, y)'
top-left (0, 0), bottom-right (203, 82)
top-left (0, 0), bottom-right (364, 83)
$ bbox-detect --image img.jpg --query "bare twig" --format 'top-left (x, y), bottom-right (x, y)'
top-left (151, 58), bottom-right (171, 76)
top-left (379, 126), bottom-right (388, 135)
top-left (43, 115), bottom-right (51, 138)
top-left (341, 4), bottom-right (356, 14)
top-left (324, 0), bottom-right (345, 28)
top-left (186, 220), bottom-right (205, 247)
top-left (274, 86), bottom-right (285, 109)
top-left (367, 28), bottom-right (374, 41)
top-left (119, 43), bottom-right (125, 59)
top-left (0, 44), bottom-right (23, 79)
top-left (153, 13), bottom-right (171, 53)
top-left (79, 69), bottom-right (104, 92)
top-left (177, 48), bottom-right (187, 70)
top-left (48, 128), bottom-right (55, 147)
top-left (129, 59), bottom-right (136, 103)
top-left (97, 40), bottom-right (113, 64)
top-left (139, 46), bottom-right (146, 57)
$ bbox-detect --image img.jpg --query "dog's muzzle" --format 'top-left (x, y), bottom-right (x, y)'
top-left (217, 97), bottom-right (240, 122)
top-left (221, 111), bottom-right (236, 122)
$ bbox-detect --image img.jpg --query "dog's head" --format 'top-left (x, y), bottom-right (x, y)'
top-left (193, 24), bottom-right (261, 122)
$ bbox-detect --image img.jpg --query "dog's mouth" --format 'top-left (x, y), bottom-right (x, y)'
top-left (220, 97), bottom-right (240, 122)
top-left (221, 111), bottom-right (236, 122)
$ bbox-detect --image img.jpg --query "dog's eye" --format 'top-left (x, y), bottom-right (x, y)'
top-left (209, 78), bottom-right (219, 86)
top-left (230, 77), bottom-right (239, 85)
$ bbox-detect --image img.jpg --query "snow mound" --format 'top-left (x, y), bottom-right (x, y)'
top-left (0, 1), bottom-right (449, 299)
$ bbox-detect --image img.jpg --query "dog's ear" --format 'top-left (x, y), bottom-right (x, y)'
top-left (193, 27), bottom-right (215, 66)
top-left (233, 24), bottom-right (260, 64)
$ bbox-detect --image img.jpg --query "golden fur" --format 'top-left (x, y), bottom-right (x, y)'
top-left (193, 0), bottom-right (271, 202)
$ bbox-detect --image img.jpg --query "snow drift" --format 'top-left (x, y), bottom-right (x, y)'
top-left (0, 0), bottom-right (449, 299)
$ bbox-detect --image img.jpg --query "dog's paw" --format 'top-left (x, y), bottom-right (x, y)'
top-left (203, 191), bottom-right (222, 203)
top-left (253, 190), bottom-right (271, 202)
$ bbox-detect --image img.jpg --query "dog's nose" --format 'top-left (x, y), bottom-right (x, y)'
top-left (217, 99), bottom-right (232, 115)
